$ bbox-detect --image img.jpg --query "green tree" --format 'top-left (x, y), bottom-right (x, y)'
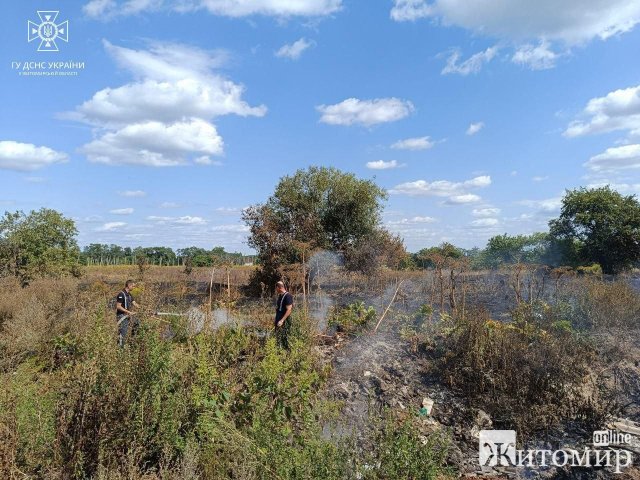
top-left (483, 232), bottom-right (550, 268)
top-left (243, 166), bottom-right (393, 283)
top-left (0, 208), bottom-right (80, 285)
top-left (549, 186), bottom-right (640, 274)
top-left (413, 242), bottom-right (463, 269)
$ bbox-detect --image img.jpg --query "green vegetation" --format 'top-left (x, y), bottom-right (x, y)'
top-left (81, 244), bottom-right (254, 267)
top-left (243, 166), bottom-right (406, 285)
top-left (328, 301), bottom-right (377, 333)
top-left (0, 279), bottom-right (452, 479)
top-left (549, 186), bottom-right (640, 273)
top-left (0, 208), bottom-right (80, 286)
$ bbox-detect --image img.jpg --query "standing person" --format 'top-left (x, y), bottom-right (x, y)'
top-left (116, 280), bottom-right (141, 347)
top-left (274, 281), bottom-right (293, 349)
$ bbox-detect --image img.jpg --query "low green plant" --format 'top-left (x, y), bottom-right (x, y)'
top-left (328, 301), bottom-right (376, 332)
top-left (358, 412), bottom-right (453, 480)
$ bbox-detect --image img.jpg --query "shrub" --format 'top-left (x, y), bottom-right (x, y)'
top-left (328, 301), bottom-right (376, 332)
top-left (433, 303), bottom-right (598, 434)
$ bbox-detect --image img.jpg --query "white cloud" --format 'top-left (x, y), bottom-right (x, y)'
top-left (96, 221), bottom-right (127, 231)
top-left (147, 215), bottom-right (207, 225)
top-left (68, 41), bottom-right (265, 127)
top-left (466, 122), bottom-right (484, 136)
top-left (518, 197), bottom-right (562, 212)
top-left (442, 46), bottom-right (498, 75)
top-left (390, 175), bottom-right (490, 205)
top-left (445, 194), bottom-right (482, 204)
top-left (391, 136), bottom-right (434, 150)
top-left (472, 207), bottom-right (501, 217)
top-left (275, 38), bottom-right (314, 60)
top-left (512, 41), bottom-right (559, 70)
top-left (118, 190), bottom-right (146, 197)
top-left (215, 207), bottom-right (243, 214)
top-left (194, 155), bottom-right (223, 166)
top-left (210, 224), bottom-right (250, 232)
top-left (0, 141), bottom-right (68, 171)
top-left (366, 160), bottom-right (402, 170)
top-left (317, 97), bottom-right (414, 127)
top-left (464, 175), bottom-right (491, 187)
top-left (564, 84), bottom-right (640, 138)
top-left (70, 41), bottom-right (265, 167)
top-left (110, 208), bottom-right (134, 215)
top-left (584, 144), bottom-right (640, 173)
top-left (160, 202), bottom-right (180, 208)
top-left (84, 0), bottom-right (342, 18)
top-left (471, 218), bottom-right (499, 227)
top-left (175, 215), bottom-right (207, 225)
top-left (532, 176), bottom-right (549, 182)
top-left (390, 0), bottom-right (640, 45)
top-left (390, 0), bottom-right (432, 21)
top-left (388, 216), bottom-right (437, 225)
top-left (81, 118), bottom-right (224, 167)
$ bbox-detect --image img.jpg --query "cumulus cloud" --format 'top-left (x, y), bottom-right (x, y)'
top-left (110, 208), bottom-right (134, 215)
top-left (366, 160), bottom-right (402, 170)
top-left (472, 207), bottom-right (500, 217)
top-left (564, 84), bottom-right (640, 138)
top-left (84, 0), bottom-right (342, 18)
top-left (118, 190), bottom-right (146, 197)
top-left (390, 0), bottom-right (640, 45)
top-left (317, 97), bottom-right (414, 127)
top-left (445, 194), bottom-right (482, 204)
top-left (391, 136), bottom-right (434, 150)
top-left (69, 41), bottom-right (265, 167)
top-left (518, 197), bottom-right (562, 213)
top-left (471, 218), bottom-right (499, 227)
top-left (466, 122), bottom-right (484, 135)
top-left (81, 119), bottom-right (224, 167)
top-left (275, 38), bottom-right (314, 60)
top-left (390, 175), bottom-right (490, 205)
top-left (194, 155), bottom-right (223, 166)
top-left (390, 0), bottom-right (432, 21)
top-left (441, 46), bottom-right (498, 75)
top-left (96, 221), bottom-right (127, 231)
top-left (512, 41), bottom-right (559, 70)
top-left (147, 215), bottom-right (207, 225)
top-left (583, 144), bottom-right (640, 173)
top-left (387, 216), bottom-right (437, 225)
top-left (0, 141), bottom-right (68, 171)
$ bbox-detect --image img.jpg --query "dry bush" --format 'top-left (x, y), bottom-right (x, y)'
top-left (433, 303), bottom-right (599, 435)
top-left (572, 277), bottom-right (640, 332)
top-left (0, 278), bottom-right (89, 371)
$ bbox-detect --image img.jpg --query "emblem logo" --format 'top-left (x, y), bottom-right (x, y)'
top-left (28, 11), bottom-right (69, 52)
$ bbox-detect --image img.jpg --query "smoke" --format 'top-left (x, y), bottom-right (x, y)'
top-left (308, 250), bottom-right (343, 288)
top-left (308, 291), bottom-right (334, 332)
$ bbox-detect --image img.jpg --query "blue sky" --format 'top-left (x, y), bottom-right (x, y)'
top-left (2, 0), bottom-right (640, 253)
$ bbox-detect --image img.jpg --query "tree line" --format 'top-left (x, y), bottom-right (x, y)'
top-left (80, 244), bottom-right (255, 267)
top-left (2, 167), bottom-right (640, 287)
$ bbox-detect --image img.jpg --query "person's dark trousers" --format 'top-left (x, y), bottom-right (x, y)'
top-left (117, 315), bottom-right (139, 348)
top-left (275, 319), bottom-right (290, 350)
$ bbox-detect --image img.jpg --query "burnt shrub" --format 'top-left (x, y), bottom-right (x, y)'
top-left (433, 302), bottom-right (600, 434)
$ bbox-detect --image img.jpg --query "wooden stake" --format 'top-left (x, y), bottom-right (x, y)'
top-left (373, 280), bottom-right (404, 333)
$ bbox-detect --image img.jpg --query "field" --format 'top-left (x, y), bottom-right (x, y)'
top-left (1, 264), bottom-right (639, 479)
